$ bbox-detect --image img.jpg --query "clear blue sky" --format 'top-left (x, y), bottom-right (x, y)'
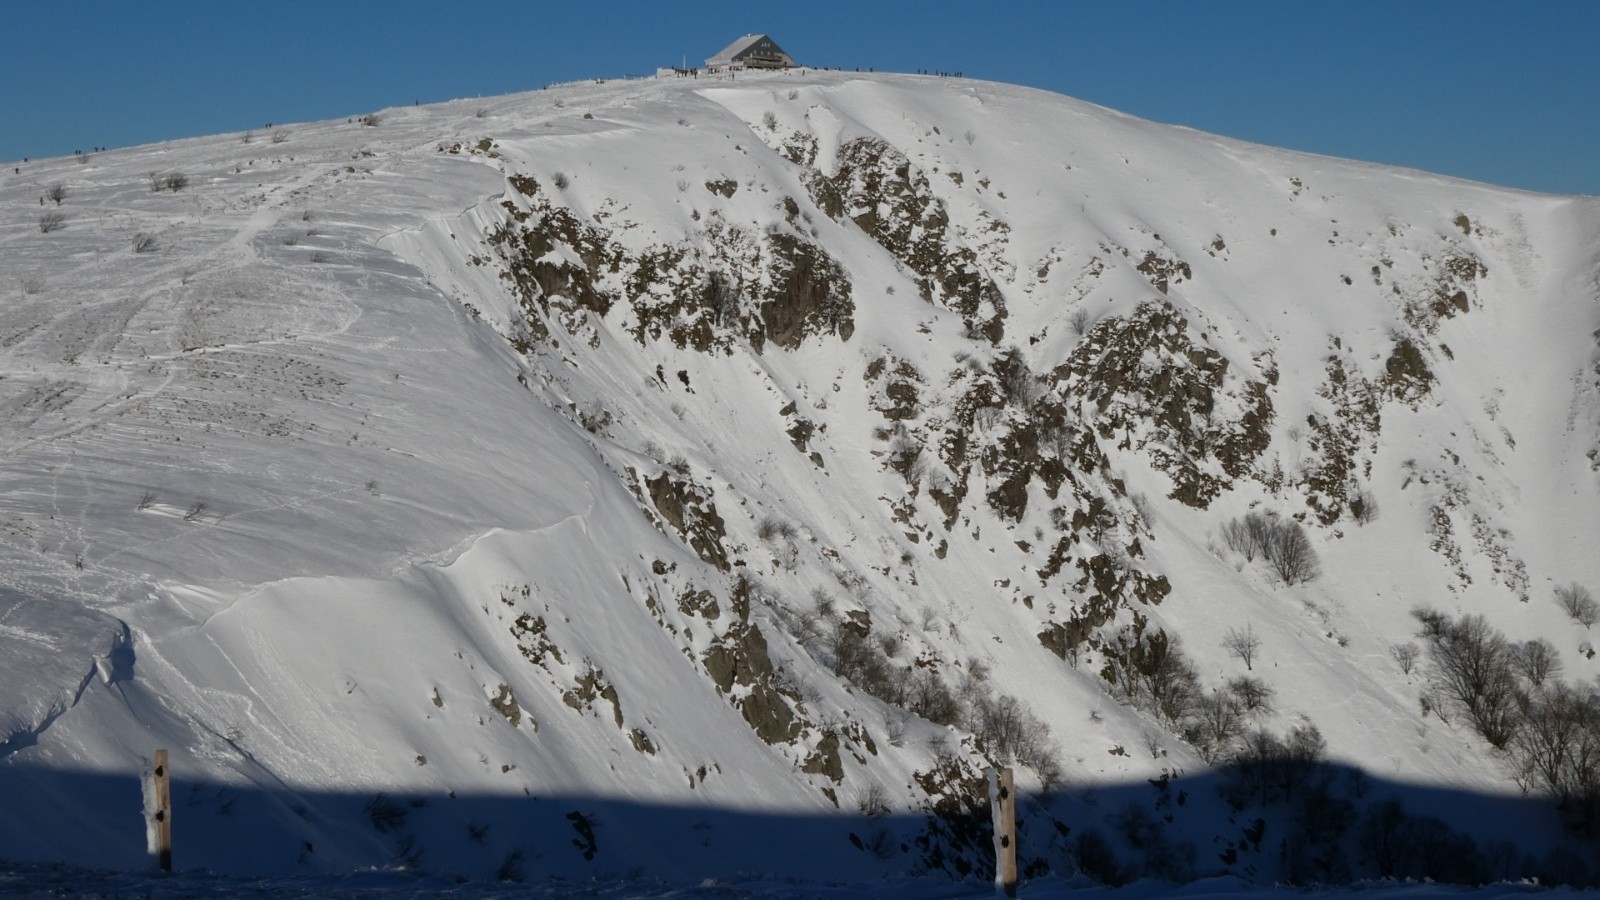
top-left (4, 1), bottom-right (1596, 195)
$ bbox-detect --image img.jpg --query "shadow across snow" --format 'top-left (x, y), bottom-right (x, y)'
top-left (0, 759), bottom-right (1596, 888)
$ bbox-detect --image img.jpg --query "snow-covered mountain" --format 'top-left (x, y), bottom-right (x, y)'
top-left (2, 70), bottom-right (1598, 886)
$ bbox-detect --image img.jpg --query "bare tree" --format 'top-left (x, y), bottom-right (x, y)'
top-left (38, 211), bottom-right (65, 233)
top-left (1226, 675), bottom-right (1275, 715)
top-left (131, 232), bottom-right (158, 253)
top-left (1187, 689), bottom-right (1244, 762)
top-left (1391, 641), bottom-right (1421, 675)
top-left (45, 183), bottom-right (66, 205)
top-left (1556, 583), bottom-right (1599, 628)
top-left (1266, 521), bottom-right (1320, 585)
top-left (1223, 624), bottom-right (1262, 670)
top-left (1415, 610), bottom-right (1520, 747)
top-left (1510, 638), bottom-right (1561, 688)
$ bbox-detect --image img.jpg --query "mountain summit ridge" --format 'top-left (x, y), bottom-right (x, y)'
top-left (2, 70), bottom-right (1599, 883)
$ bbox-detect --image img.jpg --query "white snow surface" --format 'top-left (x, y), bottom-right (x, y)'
top-left (1, 70), bottom-right (1598, 887)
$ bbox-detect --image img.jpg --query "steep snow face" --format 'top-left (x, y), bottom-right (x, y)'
top-left (2, 72), bottom-right (1599, 884)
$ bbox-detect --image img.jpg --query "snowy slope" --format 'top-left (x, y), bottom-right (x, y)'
top-left (2, 71), bottom-right (1598, 885)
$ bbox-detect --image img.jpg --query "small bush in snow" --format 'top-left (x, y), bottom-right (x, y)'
top-left (755, 516), bottom-right (797, 542)
top-left (1226, 675), bottom-right (1275, 715)
top-left (1350, 488), bottom-right (1379, 523)
top-left (1069, 307), bottom-right (1092, 337)
top-left (131, 232), bottom-right (158, 253)
top-left (1391, 641), bottom-right (1421, 675)
top-left (1222, 624), bottom-right (1261, 670)
top-left (364, 793), bottom-right (407, 832)
top-left (38, 211), bottom-right (65, 233)
top-left (45, 182), bottom-right (66, 205)
top-left (1556, 583), bottom-right (1599, 628)
top-left (551, 171), bottom-right (570, 189)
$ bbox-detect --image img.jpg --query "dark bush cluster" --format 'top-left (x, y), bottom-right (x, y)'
top-left (1413, 607), bottom-right (1600, 837)
top-left (826, 621), bottom-right (1058, 784)
top-left (1221, 512), bottom-right (1320, 584)
top-left (1100, 628), bottom-right (1274, 762)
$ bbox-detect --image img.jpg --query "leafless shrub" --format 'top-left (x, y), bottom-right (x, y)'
top-left (1510, 638), bottom-right (1561, 688)
top-left (1413, 609), bottom-right (1520, 747)
top-left (309, 250), bottom-right (330, 264)
top-left (1556, 583), bottom-right (1599, 628)
top-left (364, 793), bottom-right (407, 832)
top-left (1186, 690), bottom-right (1245, 762)
top-left (1221, 512), bottom-right (1272, 562)
top-left (281, 234), bottom-right (299, 246)
top-left (1266, 521), bottom-right (1320, 585)
top-left (1391, 641), bottom-right (1421, 675)
top-left (360, 113), bottom-right (381, 127)
top-left (183, 500), bottom-right (208, 522)
top-left (38, 211), bottom-right (65, 233)
top-left (992, 347), bottom-right (1042, 406)
top-left (495, 848), bottom-right (524, 882)
top-left (137, 491), bottom-right (157, 511)
top-left (761, 110), bottom-right (778, 130)
top-left (1104, 629), bottom-right (1201, 726)
top-left (242, 130), bottom-right (254, 144)
top-left (1227, 723), bottom-right (1327, 806)
top-left (551, 171), bottom-right (570, 189)
top-left (857, 782), bottom-right (890, 819)
top-left (905, 669), bottom-right (959, 725)
top-left (884, 713), bottom-right (909, 747)
top-left (162, 172), bottom-right (189, 191)
top-left (756, 516), bottom-right (797, 542)
top-left (1222, 624), bottom-right (1261, 670)
top-left (575, 400), bottom-right (612, 435)
top-left (1226, 675), bottom-right (1275, 715)
top-left (1069, 308), bottom-right (1092, 337)
top-left (476, 108), bottom-right (489, 118)
top-left (1351, 489), bottom-right (1379, 524)
top-left (1508, 682), bottom-right (1600, 829)
top-left (271, 129), bottom-right (289, 143)
top-left (45, 183), bottom-right (66, 205)
top-left (971, 692), bottom-right (1058, 776)
top-left (131, 232), bottom-right (158, 253)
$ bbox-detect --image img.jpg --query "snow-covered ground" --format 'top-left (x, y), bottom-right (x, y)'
top-left (2, 69), bottom-right (1598, 888)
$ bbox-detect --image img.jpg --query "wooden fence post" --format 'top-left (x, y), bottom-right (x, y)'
top-left (989, 766), bottom-right (1017, 897)
top-left (153, 748), bottom-right (172, 872)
